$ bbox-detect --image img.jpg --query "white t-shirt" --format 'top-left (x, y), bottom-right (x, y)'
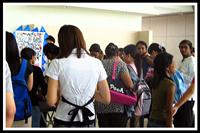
top-left (6, 61), bottom-right (13, 93)
top-left (177, 55), bottom-right (195, 100)
top-left (46, 48), bottom-right (107, 123)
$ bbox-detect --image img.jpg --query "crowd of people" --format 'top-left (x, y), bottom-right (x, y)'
top-left (5, 24), bottom-right (195, 128)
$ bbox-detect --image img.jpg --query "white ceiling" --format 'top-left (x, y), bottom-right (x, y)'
top-left (14, 3), bottom-right (194, 17)
top-left (31, 3), bottom-right (194, 17)
top-left (153, 5), bottom-right (194, 15)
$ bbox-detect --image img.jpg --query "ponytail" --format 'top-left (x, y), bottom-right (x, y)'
top-left (134, 53), bottom-right (142, 78)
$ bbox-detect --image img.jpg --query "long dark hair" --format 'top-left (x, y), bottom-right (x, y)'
top-left (6, 31), bottom-right (21, 76)
top-left (57, 25), bottom-right (90, 58)
top-left (124, 44), bottom-right (142, 78)
top-left (151, 52), bottom-right (174, 89)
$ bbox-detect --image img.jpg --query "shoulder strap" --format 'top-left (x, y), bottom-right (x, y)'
top-left (112, 60), bottom-right (119, 80)
top-left (127, 65), bottom-right (139, 79)
top-left (140, 68), bottom-right (143, 79)
top-left (19, 58), bottom-right (27, 74)
top-left (12, 58), bottom-right (27, 79)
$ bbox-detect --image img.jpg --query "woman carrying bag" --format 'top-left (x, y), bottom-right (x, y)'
top-left (94, 43), bottom-right (134, 127)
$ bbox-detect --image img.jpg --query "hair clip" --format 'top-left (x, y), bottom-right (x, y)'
top-left (159, 45), bottom-right (163, 49)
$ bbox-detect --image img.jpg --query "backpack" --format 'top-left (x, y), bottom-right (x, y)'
top-left (11, 58), bottom-right (32, 123)
top-left (127, 65), bottom-right (151, 116)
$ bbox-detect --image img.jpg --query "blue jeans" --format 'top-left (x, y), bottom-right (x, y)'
top-left (147, 120), bottom-right (167, 127)
top-left (53, 123), bottom-right (95, 128)
top-left (32, 106), bottom-right (41, 127)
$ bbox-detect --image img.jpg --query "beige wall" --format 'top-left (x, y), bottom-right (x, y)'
top-left (27, 24), bottom-right (139, 53)
top-left (138, 30), bottom-right (153, 47)
top-left (5, 5), bottom-right (145, 53)
top-left (81, 28), bottom-right (139, 52)
top-left (142, 13), bottom-right (195, 63)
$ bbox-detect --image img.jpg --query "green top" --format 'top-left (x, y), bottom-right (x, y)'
top-left (149, 78), bottom-right (175, 121)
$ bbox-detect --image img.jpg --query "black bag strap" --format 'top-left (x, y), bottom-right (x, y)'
top-left (61, 96), bottom-right (94, 127)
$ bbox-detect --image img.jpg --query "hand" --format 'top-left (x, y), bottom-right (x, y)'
top-left (148, 69), bottom-right (154, 73)
top-left (144, 69), bottom-right (154, 79)
top-left (172, 106), bottom-right (178, 116)
top-left (142, 52), bottom-right (148, 58)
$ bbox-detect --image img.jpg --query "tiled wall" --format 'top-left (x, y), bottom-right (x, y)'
top-left (142, 13), bottom-right (194, 63)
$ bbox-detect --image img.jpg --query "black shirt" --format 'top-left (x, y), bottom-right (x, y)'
top-left (20, 59), bottom-right (33, 82)
top-left (29, 65), bottom-right (47, 106)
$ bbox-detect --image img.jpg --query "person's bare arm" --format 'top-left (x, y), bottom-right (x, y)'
top-left (166, 85), bottom-right (175, 127)
top-left (143, 52), bottom-right (154, 68)
top-left (47, 77), bottom-right (59, 107)
top-left (6, 92), bottom-right (16, 127)
top-left (94, 79), bottom-right (110, 104)
top-left (120, 72), bottom-right (134, 90)
top-left (26, 72), bottom-right (33, 91)
top-left (172, 82), bottom-right (195, 116)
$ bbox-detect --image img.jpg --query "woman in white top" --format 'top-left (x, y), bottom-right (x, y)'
top-left (46, 25), bottom-right (110, 127)
top-left (174, 40), bottom-right (195, 127)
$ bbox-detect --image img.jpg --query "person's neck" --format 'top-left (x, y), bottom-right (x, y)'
top-left (182, 55), bottom-right (191, 62)
top-left (167, 72), bottom-right (172, 77)
top-left (108, 56), bottom-right (117, 60)
top-left (127, 58), bottom-right (135, 64)
top-left (29, 59), bottom-right (34, 65)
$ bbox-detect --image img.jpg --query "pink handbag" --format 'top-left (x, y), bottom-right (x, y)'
top-left (108, 60), bottom-right (137, 105)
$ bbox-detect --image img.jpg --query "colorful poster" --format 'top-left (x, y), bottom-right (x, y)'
top-left (15, 31), bottom-right (45, 68)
